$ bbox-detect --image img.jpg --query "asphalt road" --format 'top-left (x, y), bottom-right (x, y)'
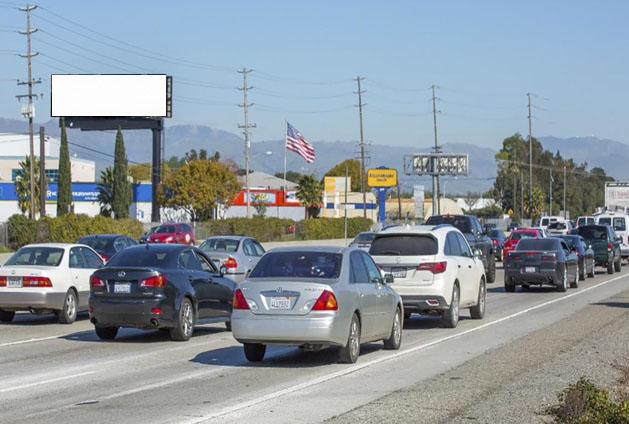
top-left (1, 263), bottom-right (628, 424)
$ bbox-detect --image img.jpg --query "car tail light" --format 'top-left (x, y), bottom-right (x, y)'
top-left (417, 261), bottom-right (447, 274)
top-left (100, 254), bottom-right (109, 263)
top-left (541, 254), bottom-right (556, 261)
top-left (151, 308), bottom-right (162, 315)
top-left (526, 251), bottom-right (536, 256)
top-left (492, 239), bottom-right (498, 245)
top-left (232, 289), bottom-right (249, 310)
top-left (509, 253), bottom-right (521, 261)
top-left (0, 276), bottom-right (6, 287)
top-left (140, 274), bottom-right (167, 288)
top-left (90, 275), bottom-right (105, 287)
top-left (224, 256), bottom-right (238, 269)
top-left (607, 242), bottom-right (612, 251)
top-left (22, 276), bottom-right (52, 287)
top-left (312, 290), bottom-right (338, 311)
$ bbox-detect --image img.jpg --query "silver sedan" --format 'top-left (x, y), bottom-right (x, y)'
top-left (231, 246), bottom-right (403, 363)
top-left (198, 236), bottom-right (265, 283)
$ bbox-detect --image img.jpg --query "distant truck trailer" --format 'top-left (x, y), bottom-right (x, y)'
top-left (605, 182), bottom-right (629, 208)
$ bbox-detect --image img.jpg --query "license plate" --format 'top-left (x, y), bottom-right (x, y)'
top-left (114, 283), bottom-right (131, 294)
top-left (7, 277), bottom-right (22, 288)
top-left (524, 267), bottom-right (536, 273)
top-left (270, 297), bottom-right (291, 309)
top-left (392, 268), bottom-right (407, 278)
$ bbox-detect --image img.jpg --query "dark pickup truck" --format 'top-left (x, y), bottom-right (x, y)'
top-left (425, 214), bottom-right (496, 282)
top-left (570, 224), bottom-right (622, 274)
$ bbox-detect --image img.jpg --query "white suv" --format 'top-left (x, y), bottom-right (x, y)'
top-left (369, 225), bottom-right (486, 328)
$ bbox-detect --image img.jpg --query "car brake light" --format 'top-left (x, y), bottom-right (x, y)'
top-left (417, 261), bottom-right (447, 274)
top-left (0, 276), bottom-right (6, 287)
top-left (541, 254), bottom-right (556, 261)
top-left (232, 289), bottom-right (249, 310)
top-left (22, 276), bottom-right (52, 287)
top-left (526, 251), bottom-right (536, 256)
top-left (607, 242), bottom-right (612, 251)
top-left (151, 308), bottom-right (162, 315)
top-left (140, 274), bottom-right (167, 288)
top-left (492, 239), bottom-right (498, 245)
top-left (90, 275), bottom-right (105, 287)
top-left (224, 256), bottom-right (238, 269)
top-left (100, 254), bottom-right (109, 262)
top-left (312, 290), bottom-right (338, 311)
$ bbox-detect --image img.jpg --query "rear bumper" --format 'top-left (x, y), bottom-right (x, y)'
top-left (620, 246), bottom-right (629, 258)
top-left (0, 290), bottom-right (65, 311)
top-left (594, 254), bottom-right (612, 266)
top-left (392, 281), bottom-right (450, 311)
top-left (231, 310), bottom-right (347, 347)
top-left (504, 269), bottom-right (560, 285)
top-left (89, 295), bottom-right (176, 329)
top-left (401, 295), bottom-right (448, 312)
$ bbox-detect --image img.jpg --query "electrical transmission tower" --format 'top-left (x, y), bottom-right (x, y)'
top-left (238, 68), bottom-right (256, 219)
top-left (354, 76), bottom-right (367, 217)
top-left (17, 4), bottom-right (42, 219)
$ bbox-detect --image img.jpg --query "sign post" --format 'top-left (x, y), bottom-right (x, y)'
top-left (367, 167), bottom-right (398, 223)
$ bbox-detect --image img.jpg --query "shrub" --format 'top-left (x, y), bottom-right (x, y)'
top-left (194, 217), bottom-right (295, 242)
top-left (295, 217), bottom-right (373, 240)
top-left (547, 377), bottom-right (629, 423)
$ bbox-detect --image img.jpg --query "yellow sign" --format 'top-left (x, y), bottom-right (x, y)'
top-left (367, 168), bottom-right (397, 188)
top-left (507, 208), bottom-right (514, 215)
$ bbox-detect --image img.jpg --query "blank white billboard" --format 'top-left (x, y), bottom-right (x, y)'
top-left (51, 74), bottom-right (168, 117)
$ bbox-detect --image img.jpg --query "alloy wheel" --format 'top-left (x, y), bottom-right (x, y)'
top-left (182, 302), bottom-right (193, 337)
top-left (349, 319), bottom-right (359, 359)
top-left (66, 292), bottom-right (76, 319)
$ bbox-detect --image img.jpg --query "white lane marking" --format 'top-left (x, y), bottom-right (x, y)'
top-left (0, 371), bottom-right (96, 393)
top-left (0, 334), bottom-right (66, 348)
top-left (185, 273), bottom-right (629, 423)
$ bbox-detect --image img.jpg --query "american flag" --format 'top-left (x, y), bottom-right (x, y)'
top-left (286, 122), bottom-right (315, 163)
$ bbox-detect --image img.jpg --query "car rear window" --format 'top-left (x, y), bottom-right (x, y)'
top-left (155, 225), bottom-right (176, 234)
top-left (613, 218), bottom-right (626, 231)
top-left (77, 237), bottom-right (114, 251)
top-left (425, 216), bottom-right (471, 233)
top-left (574, 226), bottom-right (607, 241)
top-left (548, 222), bottom-right (567, 230)
top-left (105, 249), bottom-right (172, 267)
top-left (353, 233), bottom-right (376, 243)
top-left (249, 252), bottom-right (342, 279)
top-left (199, 238), bottom-right (239, 253)
top-left (489, 229), bottom-right (502, 238)
top-left (370, 235), bottom-right (438, 256)
top-left (510, 231), bottom-right (537, 241)
top-left (5, 247), bottom-right (64, 267)
top-left (515, 239), bottom-right (559, 251)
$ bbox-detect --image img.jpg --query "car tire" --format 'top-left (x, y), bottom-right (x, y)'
top-left (607, 258), bottom-right (614, 274)
top-left (403, 311), bottom-right (412, 321)
top-left (243, 343), bottom-right (266, 362)
top-left (57, 289), bottom-right (78, 324)
top-left (520, 283), bottom-right (530, 291)
top-left (441, 285), bottom-right (460, 328)
top-left (504, 279), bottom-right (516, 293)
top-left (338, 313), bottom-right (361, 363)
top-left (571, 267), bottom-right (580, 289)
top-left (225, 321), bottom-right (232, 331)
top-left (170, 298), bottom-right (194, 342)
top-left (588, 259), bottom-right (595, 278)
top-left (614, 254), bottom-right (622, 272)
top-left (470, 279), bottom-right (486, 320)
top-left (95, 326), bottom-right (118, 340)
top-left (557, 267), bottom-right (568, 292)
top-left (579, 262), bottom-right (586, 281)
top-left (486, 254), bottom-right (496, 283)
top-left (0, 309), bottom-right (15, 323)
top-left (383, 307), bottom-right (402, 350)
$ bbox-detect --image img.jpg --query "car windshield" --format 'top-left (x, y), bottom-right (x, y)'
top-left (425, 216), bottom-right (471, 233)
top-left (515, 239), bottom-right (559, 251)
top-left (510, 231), bottom-right (537, 241)
top-left (353, 233), bottom-right (375, 243)
top-left (249, 251), bottom-right (342, 279)
top-left (105, 248), bottom-right (173, 267)
top-left (77, 237), bottom-right (114, 251)
top-left (548, 222), bottom-right (567, 230)
top-left (490, 230), bottom-right (503, 238)
top-left (574, 226), bottom-right (607, 241)
top-left (199, 238), bottom-right (239, 253)
top-left (370, 235), bottom-right (438, 256)
top-left (5, 247), bottom-right (64, 267)
top-left (155, 225), bottom-right (176, 234)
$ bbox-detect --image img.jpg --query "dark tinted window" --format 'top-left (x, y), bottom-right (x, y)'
top-left (456, 233), bottom-right (472, 257)
top-left (81, 247), bottom-right (104, 268)
top-left (350, 251), bottom-right (369, 283)
top-left (370, 235), bottom-right (438, 256)
top-left (353, 233), bottom-right (376, 243)
top-left (489, 229), bottom-right (503, 238)
top-left (243, 239), bottom-right (256, 256)
top-left (425, 216), bottom-right (471, 233)
top-left (195, 252), bottom-right (216, 273)
top-left (200, 238), bottom-right (239, 253)
top-left (515, 239), bottom-right (560, 251)
top-left (156, 225), bottom-right (176, 234)
top-left (361, 252), bottom-right (382, 282)
top-left (252, 241), bottom-right (265, 256)
top-left (181, 224), bottom-right (192, 233)
top-left (179, 250), bottom-right (203, 271)
top-left (5, 247), bottom-right (64, 267)
top-left (574, 226), bottom-right (607, 241)
top-left (250, 251), bottom-right (342, 279)
top-left (105, 248), bottom-right (173, 267)
top-left (77, 237), bottom-right (114, 251)
top-left (446, 232), bottom-right (461, 256)
top-left (549, 222), bottom-right (567, 230)
top-left (510, 231), bottom-right (537, 241)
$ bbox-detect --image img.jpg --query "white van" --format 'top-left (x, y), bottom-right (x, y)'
top-left (596, 213), bottom-right (629, 259)
top-left (577, 216), bottom-right (595, 227)
top-left (540, 216), bottom-right (566, 230)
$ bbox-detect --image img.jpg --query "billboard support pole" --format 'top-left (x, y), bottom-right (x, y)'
top-left (39, 126), bottom-right (45, 216)
top-left (151, 120), bottom-right (163, 223)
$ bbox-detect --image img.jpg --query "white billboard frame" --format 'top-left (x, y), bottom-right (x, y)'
top-left (51, 74), bottom-right (171, 118)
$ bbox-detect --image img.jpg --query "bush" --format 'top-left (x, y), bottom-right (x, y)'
top-left (194, 217), bottom-right (295, 242)
top-left (295, 217), bottom-right (373, 240)
top-left (6, 214), bottom-right (145, 250)
top-left (547, 377), bottom-right (629, 423)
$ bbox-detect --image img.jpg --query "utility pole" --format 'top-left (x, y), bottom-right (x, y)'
top-left (527, 93), bottom-right (533, 219)
top-left (513, 168), bottom-right (517, 220)
top-left (354, 76), bottom-right (367, 218)
top-left (549, 169), bottom-right (553, 216)
top-left (563, 165), bottom-right (566, 219)
top-left (238, 68), bottom-right (255, 219)
top-left (17, 4), bottom-right (41, 220)
top-left (39, 126), bottom-right (45, 216)
top-left (521, 170), bottom-right (524, 219)
top-left (431, 84), bottom-right (441, 215)
top-left (343, 166), bottom-right (348, 243)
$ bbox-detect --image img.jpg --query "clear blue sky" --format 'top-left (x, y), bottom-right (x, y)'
top-left (1, 0), bottom-right (628, 152)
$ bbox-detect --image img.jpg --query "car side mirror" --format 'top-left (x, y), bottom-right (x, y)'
top-left (384, 273), bottom-right (394, 284)
top-left (220, 265), bottom-right (228, 277)
top-left (473, 248), bottom-right (482, 259)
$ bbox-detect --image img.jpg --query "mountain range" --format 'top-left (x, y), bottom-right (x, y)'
top-left (0, 117), bottom-right (625, 194)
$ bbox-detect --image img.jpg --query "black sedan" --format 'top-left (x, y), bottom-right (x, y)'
top-left (558, 235), bottom-right (595, 282)
top-left (77, 234), bottom-right (138, 262)
top-left (504, 238), bottom-right (578, 293)
top-left (89, 244), bottom-right (237, 341)
top-left (489, 229), bottom-right (507, 261)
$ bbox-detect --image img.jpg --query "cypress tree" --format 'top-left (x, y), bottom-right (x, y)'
top-left (112, 127), bottom-right (132, 219)
top-left (57, 118), bottom-right (73, 216)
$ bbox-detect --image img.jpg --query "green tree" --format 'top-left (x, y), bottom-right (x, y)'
top-left (97, 166), bottom-right (114, 217)
top-left (128, 162), bottom-right (171, 183)
top-left (14, 155), bottom-right (46, 216)
top-left (57, 118), bottom-right (72, 216)
top-left (112, 127), bottom-right (132, 219)
top-left (160, 160), bottom-right (241, 221)
top-left (252, 193), bottom-right (268, 217)
top-left (324, 159), bottom-right (361, 192)
top-left (296, 174), bottom-right (323, 219)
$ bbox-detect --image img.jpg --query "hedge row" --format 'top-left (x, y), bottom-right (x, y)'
top-left (193, 217), bottom-right (295, 243)
top-left (7, 214), bottom-right (145, 250)
top-left (295, 217), bottom-right (373, 240)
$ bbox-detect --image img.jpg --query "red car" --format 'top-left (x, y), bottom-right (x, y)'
top-left (503, 229), bottom-right (544, 260)
top-left (148, 223), bottom-right (195, 245)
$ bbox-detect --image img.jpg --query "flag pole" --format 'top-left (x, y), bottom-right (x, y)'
top-left (283, 119), bottom-right (287, 192)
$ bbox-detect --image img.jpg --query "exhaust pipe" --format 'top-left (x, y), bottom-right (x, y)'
top-left (149, 318), bottom-right (159, 328)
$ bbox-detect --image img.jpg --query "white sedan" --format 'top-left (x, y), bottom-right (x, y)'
top-left (0, 243), bottom-right (104, 324)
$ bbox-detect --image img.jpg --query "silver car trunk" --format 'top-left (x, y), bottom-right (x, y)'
top-left (239, 278), bottom-right (335, 316)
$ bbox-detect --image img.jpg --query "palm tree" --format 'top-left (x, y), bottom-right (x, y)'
top-left (296, 174), bottom-right (322, 219)
top-left (14, 155), bottom-right (45, 216)
top-left (97, 167), bottom-right (115, 217)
